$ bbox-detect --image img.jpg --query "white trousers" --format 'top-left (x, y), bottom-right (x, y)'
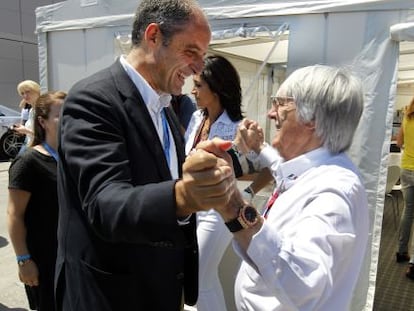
top-left (196, 209), bottom-right (233, 311)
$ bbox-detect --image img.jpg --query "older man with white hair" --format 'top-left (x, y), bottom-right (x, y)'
top-left (186, 65), bottom-right (369, 311)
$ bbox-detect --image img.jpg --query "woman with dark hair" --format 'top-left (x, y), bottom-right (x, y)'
top-left (7, 91), bottom-right (66, 310)
top-left (185, 55), bottom-right (243, 311)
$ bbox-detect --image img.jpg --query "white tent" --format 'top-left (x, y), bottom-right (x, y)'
top-left (35, 1), bottom-right (414, 310)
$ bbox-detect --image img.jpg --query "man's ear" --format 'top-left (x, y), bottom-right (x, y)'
top-left (144, 23), bottom-right (160, 45)
top-left (305, 120), bottom-right (316, 131)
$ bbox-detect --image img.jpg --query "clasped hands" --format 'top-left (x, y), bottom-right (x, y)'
top-left (175, 119), bottom-right (265, 221)
top-left (234, 118), bottom-right (265, 155)
top-left (175, 138), bottom-right (239, 220)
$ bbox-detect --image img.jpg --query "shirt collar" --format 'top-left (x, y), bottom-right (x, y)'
top-left (276, 147), bottom-right (331, 190)
top-left (215, 110), bottom-right (233, 125)
top-left (119, 55), bottom-right (171, 114)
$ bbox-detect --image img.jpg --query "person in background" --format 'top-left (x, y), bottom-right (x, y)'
top-left (7, 91), bottom-right (66, 311)
top-left (171, 93), bottom-right (197, 131)
top-left (14, 80), bottom-right (41, 155)
top-left (395, 96), bottom-right (414, 280)
top-left (187, 65), bottom-right (369, 310)
top-left (184, 55), bottom-right (244, 311)
top-left (55, 1), bottom-right (233, 310)
top-left (19, 100), bottom-right (31, 126)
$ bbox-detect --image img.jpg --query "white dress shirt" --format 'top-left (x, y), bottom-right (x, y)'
top-left (234, 147), bottom-right (369, 311)
top-left (119, 55), bottom-right (178, 179)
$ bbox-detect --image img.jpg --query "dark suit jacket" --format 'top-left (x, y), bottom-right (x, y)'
top-left (56, 60), bottom-right (198, 311)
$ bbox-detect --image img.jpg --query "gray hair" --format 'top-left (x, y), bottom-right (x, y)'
top-left (131, 0), bottom-right (199, 47)
top-left (278, 65), bottom-right (364, 153)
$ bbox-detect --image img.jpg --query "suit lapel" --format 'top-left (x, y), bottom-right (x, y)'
top-left (109, 61), bottom-right (172, 179)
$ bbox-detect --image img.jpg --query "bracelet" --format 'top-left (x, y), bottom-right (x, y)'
top-left (244, 186), bottom-right (255, 196)
top-left (16, 254), bottom-right (31, 262)
top-left (231, 143), bottom-right (242, 157)
top-left (242, 186), bottom-right (255, 202)
top-left (17, 254), bottom-right (31, 267)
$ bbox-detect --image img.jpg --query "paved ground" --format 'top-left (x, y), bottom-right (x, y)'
top-left (0, 161), bottom-right (29, 311)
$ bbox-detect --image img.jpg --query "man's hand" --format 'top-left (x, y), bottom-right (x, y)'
top-left (175, 138), bottom-right (236, 217)
top-left (234, 119), bottom-right (265, 154)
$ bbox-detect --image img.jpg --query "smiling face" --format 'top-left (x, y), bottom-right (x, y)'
top-left (268, 95), bottom-right (321, 160)
top-left (147, 10), bottom-right (211, 95)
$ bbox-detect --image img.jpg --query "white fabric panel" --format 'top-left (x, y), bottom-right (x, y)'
top-left (36, 13), bottom-right (133, 33)
top-left (45, 27), bottom-right (127, 92)
top-left (346, 12), bottom-right (401, 310)
top-left (35, 1), bottom-right (414, 33)
top-left (390, 22), bottom-right (414, 41)
top-left (201, 0), bottom-right (414, 19)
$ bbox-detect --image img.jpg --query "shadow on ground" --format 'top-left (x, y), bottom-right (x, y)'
top-left (0, 236), bottom-right (8, 248)
top-left (0, 303), bottom-right (27, 311)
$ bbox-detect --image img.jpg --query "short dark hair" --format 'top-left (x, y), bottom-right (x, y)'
top-left (201, 55), bottom-right (243, 122)
top-left (131, 0), bottom-right (197, 47)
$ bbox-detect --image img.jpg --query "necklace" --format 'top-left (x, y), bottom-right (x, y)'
top-left (200, 117), bottom-right (211, 141)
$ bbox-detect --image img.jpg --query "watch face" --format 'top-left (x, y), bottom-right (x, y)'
top-left (225, 204), bottom-right (259, 232)
top-left (243, 205), bottom-right (258, 223)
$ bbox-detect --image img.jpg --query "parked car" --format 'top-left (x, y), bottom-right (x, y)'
top-left (0, 105), bottom-right (25, 159)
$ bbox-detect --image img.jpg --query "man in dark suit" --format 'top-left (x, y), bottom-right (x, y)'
top-left (55, 1), bottom-right (235, 310)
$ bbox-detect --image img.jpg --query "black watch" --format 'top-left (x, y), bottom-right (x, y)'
top-left (225, 204), bottom-right (259, 232)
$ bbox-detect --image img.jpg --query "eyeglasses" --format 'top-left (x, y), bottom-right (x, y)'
top-left (271, 96), bottom-right (295, 110)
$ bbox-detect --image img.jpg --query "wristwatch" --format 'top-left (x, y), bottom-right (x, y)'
top-left (225, 204), bottom-right (259, 232)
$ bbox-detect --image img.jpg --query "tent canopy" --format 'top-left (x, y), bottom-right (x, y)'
top-left (35, 1), bottom-right (414, 310)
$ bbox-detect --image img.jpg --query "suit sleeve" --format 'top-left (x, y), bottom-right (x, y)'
top-left (58, 80), bottom-right (180, 244)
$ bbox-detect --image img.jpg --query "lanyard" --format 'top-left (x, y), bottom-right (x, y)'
top-left (263, 190), bottom-right (279, 219)
top-left (162, 108), bottom-right (170, 167)
top-left (263, 180), bottom-right (285, 219)
top-left (43, 142), bottom-right (59, 161)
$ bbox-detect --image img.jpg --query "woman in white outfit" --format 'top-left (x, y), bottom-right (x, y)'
top-left (14, 80), bottom-right (41, 155)
top-left (185, 55), bottom-right (244, 311)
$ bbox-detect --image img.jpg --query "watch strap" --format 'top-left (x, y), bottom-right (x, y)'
top-left (225, 204), bottom-right (258, 233)
top-left (225, 217), bottom-right (244, 232)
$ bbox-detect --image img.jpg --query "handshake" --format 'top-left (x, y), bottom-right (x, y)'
top-left (176, 119), bottom-right (266, 222)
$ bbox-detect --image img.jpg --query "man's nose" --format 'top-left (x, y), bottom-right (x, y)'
top-left (192, 57), bottom-right (204, 74)
top-left (267, 106), bottom-right (277, 118)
